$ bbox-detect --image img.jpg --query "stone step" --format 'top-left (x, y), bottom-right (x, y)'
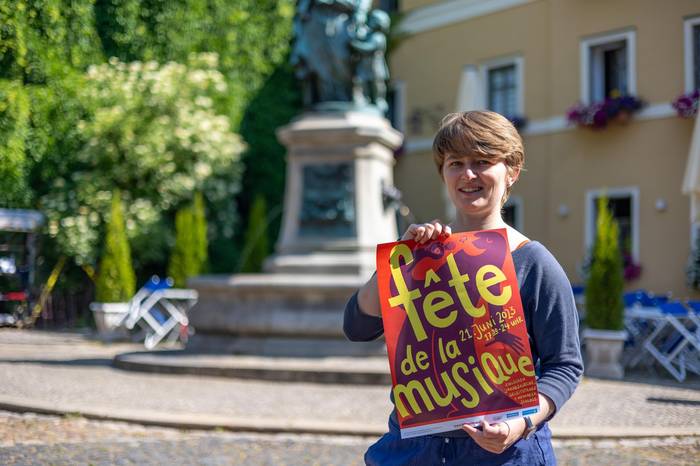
top-left (114, 350), bottom-right (392, 386)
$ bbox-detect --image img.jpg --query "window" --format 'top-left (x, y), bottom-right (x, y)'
top-left (480, 56), bottom-right (524, 118)
top-left (488, 64), bottom-right (517, 118)
top-left (581, 30), bottom-right (636, 104)
top-left (503, 196), bottom-right (523, 232)
top-left (379, 0), bottom-right (399, 13)
top-left (585, 188), bottom-right (639, 261)
top-left (684, 16), bottom-right (700, 92)
top-left (386, 81), bottom-right (406, 132)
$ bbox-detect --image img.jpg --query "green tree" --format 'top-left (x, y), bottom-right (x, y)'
top-left (192, 191), bottom-right (208, 274)
top-left (95, 191), bottom-right (135, 302)
top-left (168, 205), bottom-right (196, 288)
top-left (1, 0), bottom-right (296, 278)
top-left (41, 55), bottom-right (245, 269)
top-left (232, 62), bottom-right (300, 272)
top-left (0, 81), bottom-right (30, 207)
top-left (585, 195), bottom-right (625, 330)
top-left (687, 230), bottom-right (700, 290)
top-left (240, 195), bottom-right (270, 273)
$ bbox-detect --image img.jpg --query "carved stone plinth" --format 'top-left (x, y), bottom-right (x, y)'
top-left (187, 111), bottom-right (402, 356)
top-left (266, 111), bottom-right (402, 277)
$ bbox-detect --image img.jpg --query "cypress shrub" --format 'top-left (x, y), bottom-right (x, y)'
top-left (585, 195), bottom-right (625, 330)
top-left (687, 230), bottom-right (700, 289)
top-left (192, 192), bottom-right (209, 274)
top-left (168, 205), bottom-right (196, 288)
top-left (95, 191), bottom-right (136, 302)
top-left (240, 194), bottom-right (269, 273)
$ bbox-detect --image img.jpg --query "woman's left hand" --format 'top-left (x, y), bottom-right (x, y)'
top-left (462, 419), bottom-right (525, 454)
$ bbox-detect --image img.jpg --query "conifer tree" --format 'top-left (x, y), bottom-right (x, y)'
top-left (95, 191), bottom-right (136, 302)
top-left (168, 206), bottom-right (196, 288)
top-left (585, 196), bottom-right (625, 330)
top-left (240, 195), bottom-right (269, 273)
top-left (687, 229), bottom-right (700, 289)
top-left (192, 192), bottom-right (209, 274)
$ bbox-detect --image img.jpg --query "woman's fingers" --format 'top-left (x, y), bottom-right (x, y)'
top-left (401, 221), bottom-right (451, 243)
top-left (462, 421), bottom-right (512, 454)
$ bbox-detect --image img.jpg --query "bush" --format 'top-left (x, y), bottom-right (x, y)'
top-left (168, 206), bottom-right (195, 288)
top-left (168, 193), bottom-right (208, 287)
top-left (687, 230), bottom-right (700, 289)
top-left (192, 192), bottom-right (209, 274)
top-left (95, 191), bottom-right (135, 302)
top-left (41, 55), bottom-right (245, 268)
top-left (240, 195), bottom-right (270, 273)
top-left (585, 195), bottom-right (625, 330)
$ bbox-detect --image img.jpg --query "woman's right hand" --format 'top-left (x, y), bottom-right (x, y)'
top-left (401, 220), bottom-right (452, 243)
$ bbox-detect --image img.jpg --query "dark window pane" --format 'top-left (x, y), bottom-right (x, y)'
top-left (502, 205), bottom-right (516, 228)
top-left (386, 87), bottom-right (397, 129)
top-left (379, 0), bottom-right (399, 13)
top-left (694, 24), bottom-right (700, 90)
top-left (593, 195), bottom-right (632, 254)
top-left (488, 64), bottom-right (517, 116)
top-left (604, 45), bottom-right (627, 96)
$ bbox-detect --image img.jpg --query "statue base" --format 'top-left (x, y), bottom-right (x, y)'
top-left (187, 273), bottom-right (386, 357)
top-left (187, 110), bottom-right (402, 357)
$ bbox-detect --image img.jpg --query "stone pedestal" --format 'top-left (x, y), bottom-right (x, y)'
top-left (582, 328), bottom-right (628, 380)
top-left (187, 111), bottom-right (402, 356)
top-left (266, 111), bottom-right (402, 277)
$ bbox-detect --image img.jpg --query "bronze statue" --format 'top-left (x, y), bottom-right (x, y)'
top-left (291, 0), bottom-right (389, 113)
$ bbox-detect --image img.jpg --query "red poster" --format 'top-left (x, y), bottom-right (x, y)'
top-left (376, 229), bottom-right (539, 439)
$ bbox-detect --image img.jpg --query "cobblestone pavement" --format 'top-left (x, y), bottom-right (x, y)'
top-left (2, 329), bottom-right (700, 435)
top-left (1, 411), bottom-right (699, 466)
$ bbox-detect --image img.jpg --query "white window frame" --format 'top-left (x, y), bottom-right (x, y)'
top-left (684, 16), bottom-right (700, 92)
top-left (480, 55), bottom-right (524, 117)
top-left (388, 80), bottom-right (407, 133)
top-left (503, 195), bottom-right (524, 232)
top-left (580, 29), bottom-right (636, 104)
top-left (585, 187), bottom-right (640, 262)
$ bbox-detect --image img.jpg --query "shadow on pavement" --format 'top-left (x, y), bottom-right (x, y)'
top-left (0, 358), bottom-right (113, 367)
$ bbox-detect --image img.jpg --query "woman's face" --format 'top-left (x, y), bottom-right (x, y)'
top-left (441, 152), bottom-right (514, 220)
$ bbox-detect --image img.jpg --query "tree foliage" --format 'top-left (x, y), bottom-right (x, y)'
top-left (240, 195), bottom-right (270, 273)
top-left (95, 190), bottom-right (135, 302)
top-left (168, 192), bottom-right (208, 287)
top-left (233, 62), bottom-right (300, 272)
top-left (585, 196), bottom-right (625, 330)
top-left (192, 191), bottom-right (208, 274)
top-left (0, 0), bottom-right (298, 280)
top-left (687, 229), bottom-right (700, 290)
top-left (41, 55), bottom-right (244, 268)
top-left (93, 0), bottom-right (295, 126)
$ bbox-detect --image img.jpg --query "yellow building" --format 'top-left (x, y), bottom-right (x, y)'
top-left (388, 0), bottom-right (700, 297)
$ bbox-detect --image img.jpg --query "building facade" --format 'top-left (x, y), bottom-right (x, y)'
top-left (389, 0), bottom-right (700, 297)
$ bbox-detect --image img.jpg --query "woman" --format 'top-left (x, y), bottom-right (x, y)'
top-left (344, 111), bottom-right (583, 465)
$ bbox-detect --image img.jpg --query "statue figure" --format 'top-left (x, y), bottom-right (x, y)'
top-left (350, 9), bottom-right (390, 113)
top-left (291, 0), bottom-right (389, 112)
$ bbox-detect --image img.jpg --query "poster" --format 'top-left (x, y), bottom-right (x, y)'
top-left (376, 229), bottom-right (540, 439)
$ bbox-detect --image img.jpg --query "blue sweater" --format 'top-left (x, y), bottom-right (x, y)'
top-left (343, 241), bottom-right (583, 433)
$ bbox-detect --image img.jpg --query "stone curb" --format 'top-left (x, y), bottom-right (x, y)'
top-left (0, 396), bottom-right (385, 437)
top-left (1, 395), bottom-right (698, 440)
top-left (113, 351), bottom-right (392, 386)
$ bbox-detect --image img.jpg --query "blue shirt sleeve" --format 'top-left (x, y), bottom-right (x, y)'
top-left (343, 290), bottom-right (384, 342)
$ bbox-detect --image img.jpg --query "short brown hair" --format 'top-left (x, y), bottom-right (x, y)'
top-left (432, 111), bottom-right (525, 203)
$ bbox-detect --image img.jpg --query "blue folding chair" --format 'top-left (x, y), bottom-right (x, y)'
top-left (123, 275), bottom-right (196, 349)
top-left (636, 301), bottom-right (700, 381)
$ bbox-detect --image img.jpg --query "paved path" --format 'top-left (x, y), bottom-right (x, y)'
top-left (1, 411), bottom-right (699, 466)
top-left (0, 329), bottom-right (699, 441)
